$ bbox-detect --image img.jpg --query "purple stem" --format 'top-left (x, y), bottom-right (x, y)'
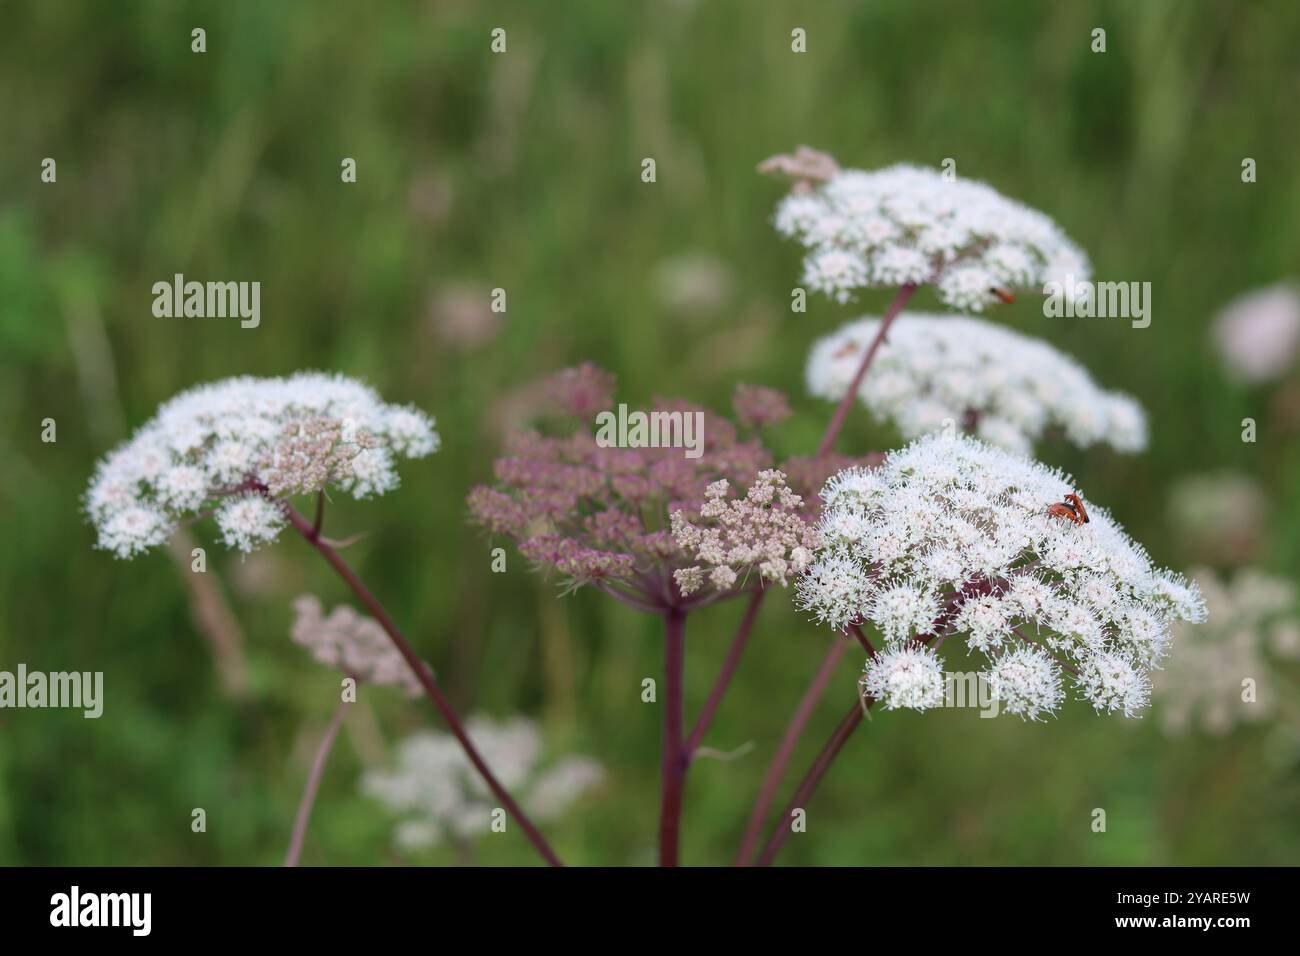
top-left (734, 636), bottom-right (848, 866)
top-left (659, 608), bottom-right (687, 866)
top-left (284, 696), bottom-right (348, 867)
top-left (847, 623), bottom-right (877, 657)
top-left (593, 581), bottom-right (664, 615)
top-left (281, 502), bottom-right (563, 867)
top-left (745, 629), bottom-right (879, 867)
top-left (816, 283), bottom-right (917, 457)
top-left (311, 489), bottom-right (325, 538)
top-left (1013, 625), bottom-right (1080, 677)
top-left (754, 698), bottom-right (867, 867)
top-left (756, 630), bottom-right (938, 867)
top-left (684, 589), bottom-right (766, 760)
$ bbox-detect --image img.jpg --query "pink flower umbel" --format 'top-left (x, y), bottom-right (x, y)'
top-left (468, 364), bottom-right (856, 614)
top-left (732, 384), bottom-right (794, 430)
top-left (546, 361), bottom-right (617, 418)
top-left (291, 594), bottom-right (427, 697)
top-left (671, 471), bottom-right (820, 597)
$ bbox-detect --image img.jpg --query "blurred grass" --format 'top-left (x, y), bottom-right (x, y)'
top-left (1, 0), bottom-right (1298, 865)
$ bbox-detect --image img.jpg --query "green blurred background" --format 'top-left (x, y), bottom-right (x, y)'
top-left (2, 0), bottom-right (1298, 866)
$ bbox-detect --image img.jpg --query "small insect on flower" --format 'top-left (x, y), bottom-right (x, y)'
top-left (1048, 491), bottom-right (1090, 525)
top-left (990, 287), bottom-right (1016, 305)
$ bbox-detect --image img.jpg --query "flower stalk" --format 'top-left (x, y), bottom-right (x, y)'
top-left (816, 282), bottom-right (917, 457)
top-left (685, 589), bottom-right (766, 761)
top-left (658, 608), bottom-right (688, 866)
top-left (284, 696), bottom-right (348, 867)
top-left (754, 698), bottom-right (867, 867)
top-left (282, 502), bottom-right (564, 867)
top-left (735, 635), bottom-right (848, 865)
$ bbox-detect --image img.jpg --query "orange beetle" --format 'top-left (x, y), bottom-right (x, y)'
top-left (1048, 491), bottom-right (1090, 525)
top-left (1063, 492), bottom-right (1089, 523)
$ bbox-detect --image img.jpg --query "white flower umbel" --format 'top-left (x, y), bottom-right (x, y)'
top-left (362, 716), bottom-right (604, 851)
top-left (1154, 567), bottom-right (1300, 735)
top-left (84, 372), bottom-right (440, 557)
top-left (797, 434), bottom-right (1206, 718)
top-left (774, 164), bottom-right (1090, 311)
top-left (806, 314), bottom-right (1147, 455)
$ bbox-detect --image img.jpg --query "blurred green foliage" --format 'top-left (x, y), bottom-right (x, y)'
top-left (1, 0), bottom-right (1298, 866)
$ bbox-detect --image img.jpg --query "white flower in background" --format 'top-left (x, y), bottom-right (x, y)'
top-left (362, 716), bottom-right (604, 851)
top-left (1211, 281), bottom-right (1300, 384)
top-left (527, 757), bottom-right (607, 821)
top-left (797, 434), bottom-right (1206, 718)
top-left (806, 314), bottom-right (1147, 455)
top-left (773, 163), bottom-right (1090, 310)
top-left (84, 373), bottom-right (439, 558)
top-left (290, 594), bottom-right (424, 697)
top-left (1154, 568), bottom-right (1300, 736)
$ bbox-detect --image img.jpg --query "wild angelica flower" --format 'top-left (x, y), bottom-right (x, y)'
top-left (290, 594), bottom-right (424, 697)
top-left (798, 434), bottom-right (1206, 719)
top-left (84, 373), bottom-right (439, 557)
top-left (806, 314), bottom-right (1147, 455)
top-left (862, 643), bottom-right (946, 711)
top-left (670, 471), bottom-right (821, 597)
top-left (772, 162), bottom-right (1090, 311)
top-left (1211, 281), bottom-right (1300, 384)
top-left (1154, 568), bottom-right (1300, 735)
top-left (468, 364), bottom-right (861, 610)
top-left (215, 494), bottom-right (286, 553)
top-left (362, 716), bottom-right (603, 851)
top-left (984, 645), bottom-right (1067, 719)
